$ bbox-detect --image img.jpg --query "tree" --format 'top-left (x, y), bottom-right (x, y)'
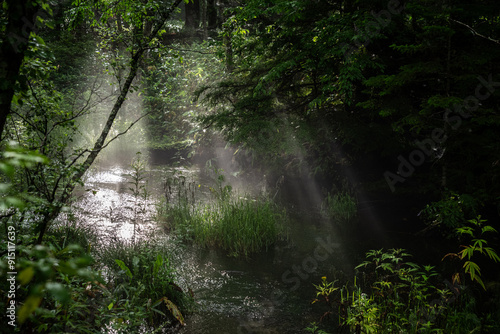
top-left (0, 0), bottom-right (48, 140)
top-left (197, 0), bottom-right (378, 175)
top-left (2, 0), bottom-right (185, 243)
top-left (185, 0), bottom-right (200, 30)
top-left (197, 0), bottom-right (500, 206)
top-left (359, 0), bottom-right (500, 198)
top-left (207, 0), bottom-right (217, 29)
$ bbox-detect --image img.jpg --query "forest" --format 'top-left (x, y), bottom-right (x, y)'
top-left (1, 0), bottom-right (500, 333)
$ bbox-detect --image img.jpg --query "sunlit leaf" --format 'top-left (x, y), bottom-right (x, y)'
top-left (160, 297), bottom-right (185, 325)
top-left (114, 259), bottom-right (133, 278)
top-left (18, 267), bottom-right (35, 285)
top-left (18, 295), bottom-right (43, 324)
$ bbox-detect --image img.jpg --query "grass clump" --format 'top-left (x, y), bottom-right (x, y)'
top-left (158, 166), bottom-right (287, 257)
top-left (322, 191), bottom-right (358, 231)
top-left (193, 198), bottom-right (286, 257)
top-left (160, 194), bottom-right (287, 257)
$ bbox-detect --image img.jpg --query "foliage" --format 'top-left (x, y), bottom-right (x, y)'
top-left (421, 191), bottom-right (481, 237)
top-left (196, 0), bottom-right (500, 206)
top-left (310, 276), bottom-right (338, 325)
top-left (0, 0), bottom-right (187, 245)
top-left (4, 32), bottom-right (102, 243)
top-left (0, 218), bottom-right (103, 333)
top-left (127, 152), bottom-right (150, 243)
top-left (205, 162), bottom-right (232, 202)
top-left (310, 248), bottom-right (500, 333)
top-left (443, 216), bottom-right (500, 290)
top-left (128, 152), bottom-right (149, 207)
top-left (0, 142), bottom-right (48, 211)
top-left (347, 249), bottom-right (444, 333)
top-left (360, 1), bottom-right (500, 197)
top-left (97, 240), bottom-right (192, 330)
top-left (2, 0), bottom-right (500, 331)
top-left (196, 0), bottom-right (372, 174)
top-left (15, 244), bottom-right (99, 332)
top-left (312, 276), bottom-right (338, 305)
top-left (342, 283), bottom-right (380, 334)
top-left (321, 191), bottom-right (358, 232)
top-left (1, 10), bottom-right (193, 328)
top-left (305, 322), bottom-right (330, 334)
top-left (159, 168), bottom-right (287, 257)
top-left (142, 41), bottom-right (222, 157)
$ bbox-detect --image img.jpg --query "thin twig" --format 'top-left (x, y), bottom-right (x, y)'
top-left (100, 112), bottom-right (151, 151)
top-left (451, 19), bottom-right (500, 45)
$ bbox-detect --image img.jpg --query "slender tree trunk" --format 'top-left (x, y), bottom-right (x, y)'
top-left (224, 34), bottom-right (234, 72)
top-left (36, 0), bottom-right (184, 243)
top-left (36, 51), bottom-right (143, 244)
top-left (207, 0), bottom-right (217, 29)
top-left (185, 0), bottom-right (200, 30)
top-left (202, 0), bottom-right (208, 39)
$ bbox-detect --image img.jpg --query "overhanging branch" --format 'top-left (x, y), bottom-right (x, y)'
top-left (451, 19), bottom-right (500, 45)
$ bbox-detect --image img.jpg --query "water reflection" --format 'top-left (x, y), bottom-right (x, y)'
top-left (72, 164), bottom-right (355, 333)
top-left (74, 167), bottom-right (159, 241)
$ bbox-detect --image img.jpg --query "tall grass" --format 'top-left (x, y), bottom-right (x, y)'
top-left (160, 197), bottom-right (287, 257)
top-left (322, 191), bottom-right (358, 231)
top-left (158, 165), bottom-right (287, 257)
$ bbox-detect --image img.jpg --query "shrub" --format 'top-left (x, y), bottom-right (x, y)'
top-left (97, 240), bottom-right (192, 330)
top-left (310, 249), bottom-right (499, 334)
top-left (443, 215), bottom-right (500, 290)
top-left (420, 191), bottom-right (481, 237)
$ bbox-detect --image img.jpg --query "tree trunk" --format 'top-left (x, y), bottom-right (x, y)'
top-left (0, 0), bottom-right (40, 140)
top-left (36, 50), bottom-right (143, 244)
top-left (207, 0), bottom-right (217, 29)
top-left (202, 0), bottom-right (208, 39)
top-left (185, 0), bottom-right (200, 30)
top-left (224, 34), bottom-right (234, 72)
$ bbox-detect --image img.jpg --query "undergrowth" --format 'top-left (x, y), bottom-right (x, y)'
top-left (308, 247), bottom-right (500, 334)
top-left (158, 167), bottom-right (287, 257)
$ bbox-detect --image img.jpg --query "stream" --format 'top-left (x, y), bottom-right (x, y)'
top-left (71, 163), bottom-right (405, 333)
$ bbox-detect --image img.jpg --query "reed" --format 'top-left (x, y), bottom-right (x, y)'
top-left (162, 196), bottom-right (287, 257)
top-left (322, 191), bottom-right (358, 232)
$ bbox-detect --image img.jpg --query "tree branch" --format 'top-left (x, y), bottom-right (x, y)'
top-left (451, 19), bottom-right (500, 45)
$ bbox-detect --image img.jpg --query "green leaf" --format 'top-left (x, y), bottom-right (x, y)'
top-left (132, 256), bottom-right (140, 272)
top-left (18, 295), bottom-right (43, 324)
top-left (153, 254), bottom-right (163, 277)
top-left (114, 259), bottom-right (133, 279)
top-left (482, 225), bottom-right (498, 234)
top-left (484, 247), bottom-right (500, 262)
top-left (18, 267), bottom-right (35, 285)
top-left (160, 297), bottom-right (185, 325)
top-left (463, 261), bottom-right (481, 278)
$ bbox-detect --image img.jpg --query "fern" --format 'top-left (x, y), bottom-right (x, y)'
top-left (447, 216), bottom-right (500, 290)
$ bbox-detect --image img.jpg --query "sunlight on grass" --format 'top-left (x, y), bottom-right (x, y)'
top-left (158, 196), bottom-right (287, 257)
